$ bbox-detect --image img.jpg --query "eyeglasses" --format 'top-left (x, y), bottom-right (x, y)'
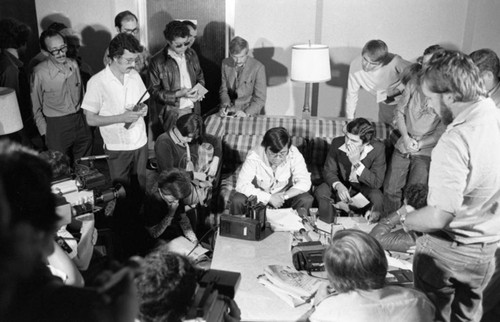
top-left (48, 44), bottom-right (68, 56)
top-left (123, 28), bottom-right (139, 35)
top-left (118, 56), bottom-right (139, 64)
top-left (267, 149), bottom-right (289, 159)
top-left (362, 55), bottom-right (381, 66)
top-left (173, 41), bottom-right (190, 48)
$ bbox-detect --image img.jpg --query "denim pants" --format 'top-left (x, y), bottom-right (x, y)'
top-left (229, 191), bottom-right (314, 216)
top-left (413, 234), bottom-right (497, 322)
top-left (383, 149), bottom-right (430, 214)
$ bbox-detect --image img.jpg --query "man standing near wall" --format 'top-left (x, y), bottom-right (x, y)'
top-left (346, 39), bottom-right (410, 125)
top-left (82, 33), bottom-right (149, 256)
top-left (104, 11), bottom-right (149, 83)
top-left (470, 48), bottom-right (500, 108)
top-left (31, 29), bottom-right (93, 162)
top-left (219, 36), bottom-right (266, 117)
top-left (401, 50), bottom-right (500, 322)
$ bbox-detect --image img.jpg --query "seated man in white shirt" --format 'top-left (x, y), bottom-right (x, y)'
top-left (310, 230), bottom-right (434, 322)
top-left (230, 127), bottom-right (313, 215)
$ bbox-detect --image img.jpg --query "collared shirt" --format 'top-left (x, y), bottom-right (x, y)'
top-left (489, 81), bottom-right (500, 108)
top-left (236, 145), bottom-right (311, 204)
top-left (394, 77), bottom-right (444, 156)
top-left (31, 57), bottom-right (82, 135)
top-left (81, 65), bottom-right (149, 151)
top-left (167, 48), bottom-right (194, 110)
top-left (337, 143), bottom-right (373, 184)
top-left (428, 98), bottom-right (500, 244)
top-left (346, 54), bottom-right (411, 119)
top-left (310, 286), bottom-right (435, 322)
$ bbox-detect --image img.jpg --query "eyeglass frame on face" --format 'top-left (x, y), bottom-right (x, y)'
top-left (266, 147), bottom-right (289, 160)
top-left (172, 41), bottom-right (191, 49)
top-left (117, 56), bottom-right (139, 65)
top-left (48, 44), bottom-right (68, 56)
top-left (158, 188), bottom-right (178, 205)
top-left (362, 55), bottom-right (382, 66)
top-left (123, 27), bottom-right (139, 35)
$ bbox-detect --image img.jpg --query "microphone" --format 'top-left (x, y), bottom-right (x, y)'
top-left (78, 155), bottom-right (109, 161)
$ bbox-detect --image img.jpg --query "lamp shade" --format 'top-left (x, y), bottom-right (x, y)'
top-left (0, 87), bottom-right (23, 135)
top-left (291, 44), bottom-right (331, 83)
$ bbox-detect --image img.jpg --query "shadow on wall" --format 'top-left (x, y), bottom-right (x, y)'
top-left (80, 25), bottom-right (112, 73)
top-left (253, 46), bottom-right (288, 87)
top-left (198, 21), bottom-right (230, 114)
top-left (147, 11), bottom-right (173, 56)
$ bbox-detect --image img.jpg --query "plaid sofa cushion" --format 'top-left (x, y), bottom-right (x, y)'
top-left (205, 114), bottom-right (393, 212)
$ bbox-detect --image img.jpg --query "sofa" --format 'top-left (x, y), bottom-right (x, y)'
top-left (204, 114), bottom-right (394, 214)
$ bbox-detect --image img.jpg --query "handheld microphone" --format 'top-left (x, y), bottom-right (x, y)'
top-left (78, 155), bottom-right (109, 161)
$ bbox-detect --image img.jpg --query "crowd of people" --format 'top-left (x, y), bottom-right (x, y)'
top-left (1, 7), bottom-right (500, 322)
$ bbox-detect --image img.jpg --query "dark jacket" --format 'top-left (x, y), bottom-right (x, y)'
top-left (149, 47), bottom-right (205, 114)
top-left (323, 136), bottom-right (386, 190)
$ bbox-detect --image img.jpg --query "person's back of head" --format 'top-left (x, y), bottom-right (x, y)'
top-left (422, 49), bottom-right (487, 102)
top-left (404, 183), bottom-right (428, 209)
top-left (324, 229), bottom-right (387, 293)
top-left (0, 18), bottom-right (31, 50)
top-left (135, 245), bottom-right (197, 322)
top-left (157, 168), bottom-right (192, 200)
top-left (39, 150), bottom-right (72, 181)
top-left (470, 48), bottom-right (500, 91)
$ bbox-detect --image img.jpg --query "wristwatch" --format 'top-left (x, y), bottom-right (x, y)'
top-left (353, 162), bottom-right (361, 170)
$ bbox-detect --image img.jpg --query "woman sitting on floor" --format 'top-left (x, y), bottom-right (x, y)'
top-left (310, 230), bottom-right (434, 322)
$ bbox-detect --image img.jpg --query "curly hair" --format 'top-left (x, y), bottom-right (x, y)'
top-left (324, 229), bottom-right (387, 293)
top-left (346, 118), bottom-right (375, 144)
top-left (403, 183), bottom-right (428, 209)
top-left (107, 32), bottom-right (143, 60)
top-left (163, 20), bottom-right (189, 42)
top-left (135, 246), bottom-right (198, 322)
top-left (39, 150), bottom-right (71, 181)
top-left (0, 18), bottom-right (31, 49)
top-left (157, 168), bottom-right (192, 200)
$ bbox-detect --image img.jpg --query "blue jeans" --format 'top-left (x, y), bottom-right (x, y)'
top-left (383, 150), bottom-right (430, 214)
top-left (413, 234), bottom-right (497, 322)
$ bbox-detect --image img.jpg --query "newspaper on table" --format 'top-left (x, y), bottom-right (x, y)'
top-left (266, 208), bottom-right (305, 232)
top-left (258, 265), bottom-right (322, 307)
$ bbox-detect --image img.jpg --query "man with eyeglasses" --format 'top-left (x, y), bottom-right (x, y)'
top-left (149, 20), bottom-right (205, 122)
top-left (346, 39), bottom-right (410, 125)
top-left (31, 29), bottom-right (93, 163)
top-left (103, 10), bottom-right (149, 82)
top-left (232, 127), bottom-right (313, 215)
top-left (314, 118), bottom-right (386, 223)
top-left (219, 36), bottom-right (266, 117)
top-left (82, 33), bottom-right (149, 256)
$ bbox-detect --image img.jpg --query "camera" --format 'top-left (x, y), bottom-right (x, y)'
top-left (186, 269), bottom-right (241, 322)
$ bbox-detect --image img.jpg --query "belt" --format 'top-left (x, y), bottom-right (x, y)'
top-left (428, 231), bottom-right (498, 247)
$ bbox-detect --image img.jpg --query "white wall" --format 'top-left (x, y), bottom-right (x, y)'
top-left (34, 0), bottom-right (137, 72)
top-left (463, 0), bottom-right (500, 55)
top-left (233, 0), bottom-right (469, 120)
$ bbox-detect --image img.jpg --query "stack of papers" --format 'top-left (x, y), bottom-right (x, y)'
top-left (258, 265), bottom-right (322, 307)
top-left (266, 208), bottom-right (305, 232)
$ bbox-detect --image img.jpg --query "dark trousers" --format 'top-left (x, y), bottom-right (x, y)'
top-left (105, 144), bottom-right (148, 258)
top-left (46, 112), bottom-right (93, 162)
top-left (314, 182), bottom-right (384, 223)
top-left (229, 191), bottom-right (314, 216)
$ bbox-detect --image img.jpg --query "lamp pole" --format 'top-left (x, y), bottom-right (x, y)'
top-left (302, 82), bottom-right (311, 117)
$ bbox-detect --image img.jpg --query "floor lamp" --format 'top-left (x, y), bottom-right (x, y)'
top-left (0, 87), bottom-right (23, 138)
top-left (291, 44), bottom-right (331, 117)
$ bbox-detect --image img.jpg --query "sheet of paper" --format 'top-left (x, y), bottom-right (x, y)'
top-left (266, 208), bottom-right (305, 232)
top-left (192, 82), bottom-right (209, 96)
top-left (350, 192), bottom-right (370, 208)
top-left (376, 90), bottom-right (387, 103)
top-left (165, 236), bottom-right (209, 260)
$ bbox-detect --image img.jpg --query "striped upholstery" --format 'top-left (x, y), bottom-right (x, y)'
top-left (205, 114), bottom-right (393, 212)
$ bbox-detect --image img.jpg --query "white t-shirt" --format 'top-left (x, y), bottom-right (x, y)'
top-left (81, 66), bottom-right (149, 151)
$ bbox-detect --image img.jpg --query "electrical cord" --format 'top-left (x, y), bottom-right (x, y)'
top-left (187, 224), bottom-right (220, 257)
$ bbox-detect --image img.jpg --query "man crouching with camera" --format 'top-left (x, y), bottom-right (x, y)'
top-left (135, 243), bottom-right (241, 322)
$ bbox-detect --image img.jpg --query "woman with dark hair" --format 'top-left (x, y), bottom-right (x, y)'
top-left (155, 111), bottom-right (222, 207)
top-left (310, 230), bottom-right (434, 322)
top-left (232, 127), bottom-right (313, 214)
top-left (143, 168), bottom-right (197, 243)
